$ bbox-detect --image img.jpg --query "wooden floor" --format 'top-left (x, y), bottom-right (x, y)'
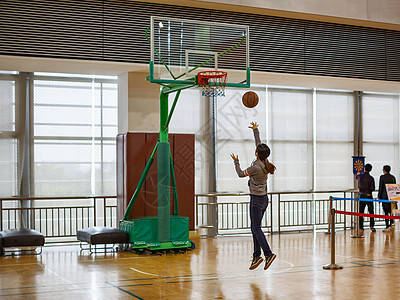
top-left (1, 226), bottom-right (400, 299)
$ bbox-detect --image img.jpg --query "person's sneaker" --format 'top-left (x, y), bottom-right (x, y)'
top-left (383, 227), bottom-right (391, 232)
top-left (359, 229), bottom-right (364, 235)
top-left (370, 227), bottom-right (376, 233)
top-left (264, 253), bottom-right (276, 270)
top-left (249, 256), bottom-right (263, 270)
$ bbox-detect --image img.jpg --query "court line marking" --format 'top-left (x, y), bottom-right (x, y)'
top-left (106, 281), bottom-right (145, 300)
top-left (163, 262), bottom-right (386, 284)
top-left (270, 259), bottom-right (295, 274)
top-left (0, 287), bottom-right (107, 298)
top-left (163, 259), bottom-right (296, 283)
top-left (163, 256), bottom-right (400, 284)
top-left (45, 267), bottom-right (89, 296)
top-left (291, 245), bottom-right (400, 263)
top-left (163, 272), bottom-right (218, 279)
top-left (113, 277), bottom-right (159, 282)
top-left (130, 267), bottom-right (159, 276)
top-left (119, 283), bottom-right (154, 288)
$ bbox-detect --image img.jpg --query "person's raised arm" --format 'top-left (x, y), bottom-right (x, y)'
top-left (231, 153), bottom-right (246, 177)
top-left (249, 121), bottom-right (261, 146)
top-left (231, 153), bottom-right (260, 178)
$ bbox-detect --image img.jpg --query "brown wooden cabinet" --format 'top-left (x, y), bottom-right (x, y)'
top-left (117, 132), bottom-right (195, 230)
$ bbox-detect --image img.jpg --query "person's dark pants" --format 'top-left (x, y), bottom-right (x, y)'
top-left (359, 194), bottom-right (374, 230)
top-left (250, 194), bottom-right (272, 258)
top-left (382, 202), bottom-right (392, 228)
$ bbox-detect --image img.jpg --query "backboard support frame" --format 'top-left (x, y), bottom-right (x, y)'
top-left (122, 16), bottom-right (252, 251)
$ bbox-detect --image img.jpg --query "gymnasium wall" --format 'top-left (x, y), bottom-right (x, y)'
top-left (0, 0), bottom-right (400, 82)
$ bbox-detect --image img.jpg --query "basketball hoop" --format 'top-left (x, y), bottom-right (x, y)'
top-left (197, 71), bottom-right (227, 97)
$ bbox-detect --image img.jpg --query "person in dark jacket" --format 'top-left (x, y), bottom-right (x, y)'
top-left (356, 163), bottom-right (375, 233)
top-left (378, 165), bottom-right (396, 232)
top-left (231, 121), bottom-right (276, 271)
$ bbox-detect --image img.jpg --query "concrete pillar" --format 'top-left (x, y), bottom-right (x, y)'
top-left (117, 70), bottom-right (163, 222)
top-left (118, 71), bottom-right (160, 134)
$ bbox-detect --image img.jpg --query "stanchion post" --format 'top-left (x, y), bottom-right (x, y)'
top-left (351, 197), bottom-right (364, 238)
top-left (323, 208), bottom-right (343, 270)
top-left (326, 196), bottom-right (333, 234)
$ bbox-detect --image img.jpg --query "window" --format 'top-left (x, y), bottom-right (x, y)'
top-left (268, 88), bottom-right (313, 192)
top-left (315, 90), bottom-right (354, 190)
top-left (363, 93), bottom-right (399, 181)
top-left (214, 87), bottom-right (357, 193)
top-left (0, 74), bottom-right (17, 196)
top-left (33, 75), bottom-right (118, 196)
top-left (216, 87), bottom-right (267, 192)
top-left (0, 72), bottom-right (118, 197)
top-left (168, 88), bottom-right (209, 193)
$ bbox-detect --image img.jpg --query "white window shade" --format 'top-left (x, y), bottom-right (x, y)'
top-left (363, 93), bottom-right (399, 180)
top-left (216, 88), bottom-right (267, 193)
top-left (316, 91), bottom-right (354, 141)
top-left (216, 140), bottom-right (257, 193)
top-left (269, 89), bottom-right (313, 141)
top-left (363, 94), bottom-right (399, 143)
top-left (316, 142), bottom-right (354, 190)
top-left (216, 88), bottom-right (267, 141)
top-left (168, 88), bottom-right (209, 194)
top-left (315, 91), bottom-right (354, 190)
top-left (33, 77), bottom-right (118, 196)
top-left (268, 88), bottom-right (313, 192)
top-left (0, 79), bottom-right (17, 196)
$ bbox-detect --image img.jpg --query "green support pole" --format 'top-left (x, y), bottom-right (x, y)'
top-left (170, 155), bottom-right (179, 216)
top-left (158, 142), bottom-right (170, 242)
top-left (123, 142), bottom-right (159, 220)
top-left (158, 90), bottom-right (170, 242)
top-left (159, 90), bottom-right (169, 143)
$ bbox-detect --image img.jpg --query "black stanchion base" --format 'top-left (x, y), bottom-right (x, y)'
top-left (324, 231), bottom-right (331, 234)
top-left (323, 264), bottom-right (343, 270)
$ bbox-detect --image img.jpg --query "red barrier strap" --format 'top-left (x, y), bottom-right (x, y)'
top-left (335, 210), bottom-right (400, 219)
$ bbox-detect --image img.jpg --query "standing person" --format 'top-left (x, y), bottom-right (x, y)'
top-left (230, 121), bottom-right (276, 271)
top-left (378, 165), bottom-right (396, 232)
top-left (356, 164), bottom-right (376, 234)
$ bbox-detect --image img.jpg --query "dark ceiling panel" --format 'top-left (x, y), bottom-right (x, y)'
top-left (0, 0), bottom-right (398, 82)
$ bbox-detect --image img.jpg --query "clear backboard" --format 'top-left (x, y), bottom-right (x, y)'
top-left (148, 16), bottom-right (250, 88)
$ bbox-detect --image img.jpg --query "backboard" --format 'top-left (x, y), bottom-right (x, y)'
top-left (148, 16), bottom-right (250, 88)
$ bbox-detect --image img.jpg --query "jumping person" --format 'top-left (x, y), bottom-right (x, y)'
top-left (230, 121), bottom-right (276, 271)
top-left (378, 165), bottom-right (396, 232)
top-left (356, 163), bottom-right (376, 234)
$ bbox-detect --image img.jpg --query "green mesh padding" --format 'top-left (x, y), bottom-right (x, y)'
top-left (120, 216), bottom-right (189, 244)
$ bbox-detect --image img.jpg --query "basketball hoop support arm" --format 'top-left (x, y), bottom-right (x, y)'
top-left (145, 26), bottom-right (177, 80)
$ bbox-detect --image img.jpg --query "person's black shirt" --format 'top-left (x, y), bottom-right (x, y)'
top-left (378, 173), bottom-right (396, 200)
top-left (357, 172), bottom-right (375, 196)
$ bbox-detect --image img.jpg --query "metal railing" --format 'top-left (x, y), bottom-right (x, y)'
top-left (1, 191), bottom-right (388, 242)
top-left (197, 193), bottom-right (273, 236)
top-left (0, 196), bottom-right (117, 242)
top-left (195, 190), bottom-right (380, 236)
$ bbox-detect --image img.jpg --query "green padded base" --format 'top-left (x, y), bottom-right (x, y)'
top-left (120, 216), bottom-right (192, 249)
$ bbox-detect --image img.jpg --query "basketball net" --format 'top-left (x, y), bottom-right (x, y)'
top-left (197, 71), bottom-right (227, 97)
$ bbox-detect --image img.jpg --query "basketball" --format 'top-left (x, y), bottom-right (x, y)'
top-left (242, 91), bottom-right (259, 108)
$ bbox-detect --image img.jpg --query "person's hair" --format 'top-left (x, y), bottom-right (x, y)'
top-left (383, 165), bottom-right (391, 173)
top-left (256, 143), bottom-right (276, 174)
top-left (364, 164), bottom-right (372, 172)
